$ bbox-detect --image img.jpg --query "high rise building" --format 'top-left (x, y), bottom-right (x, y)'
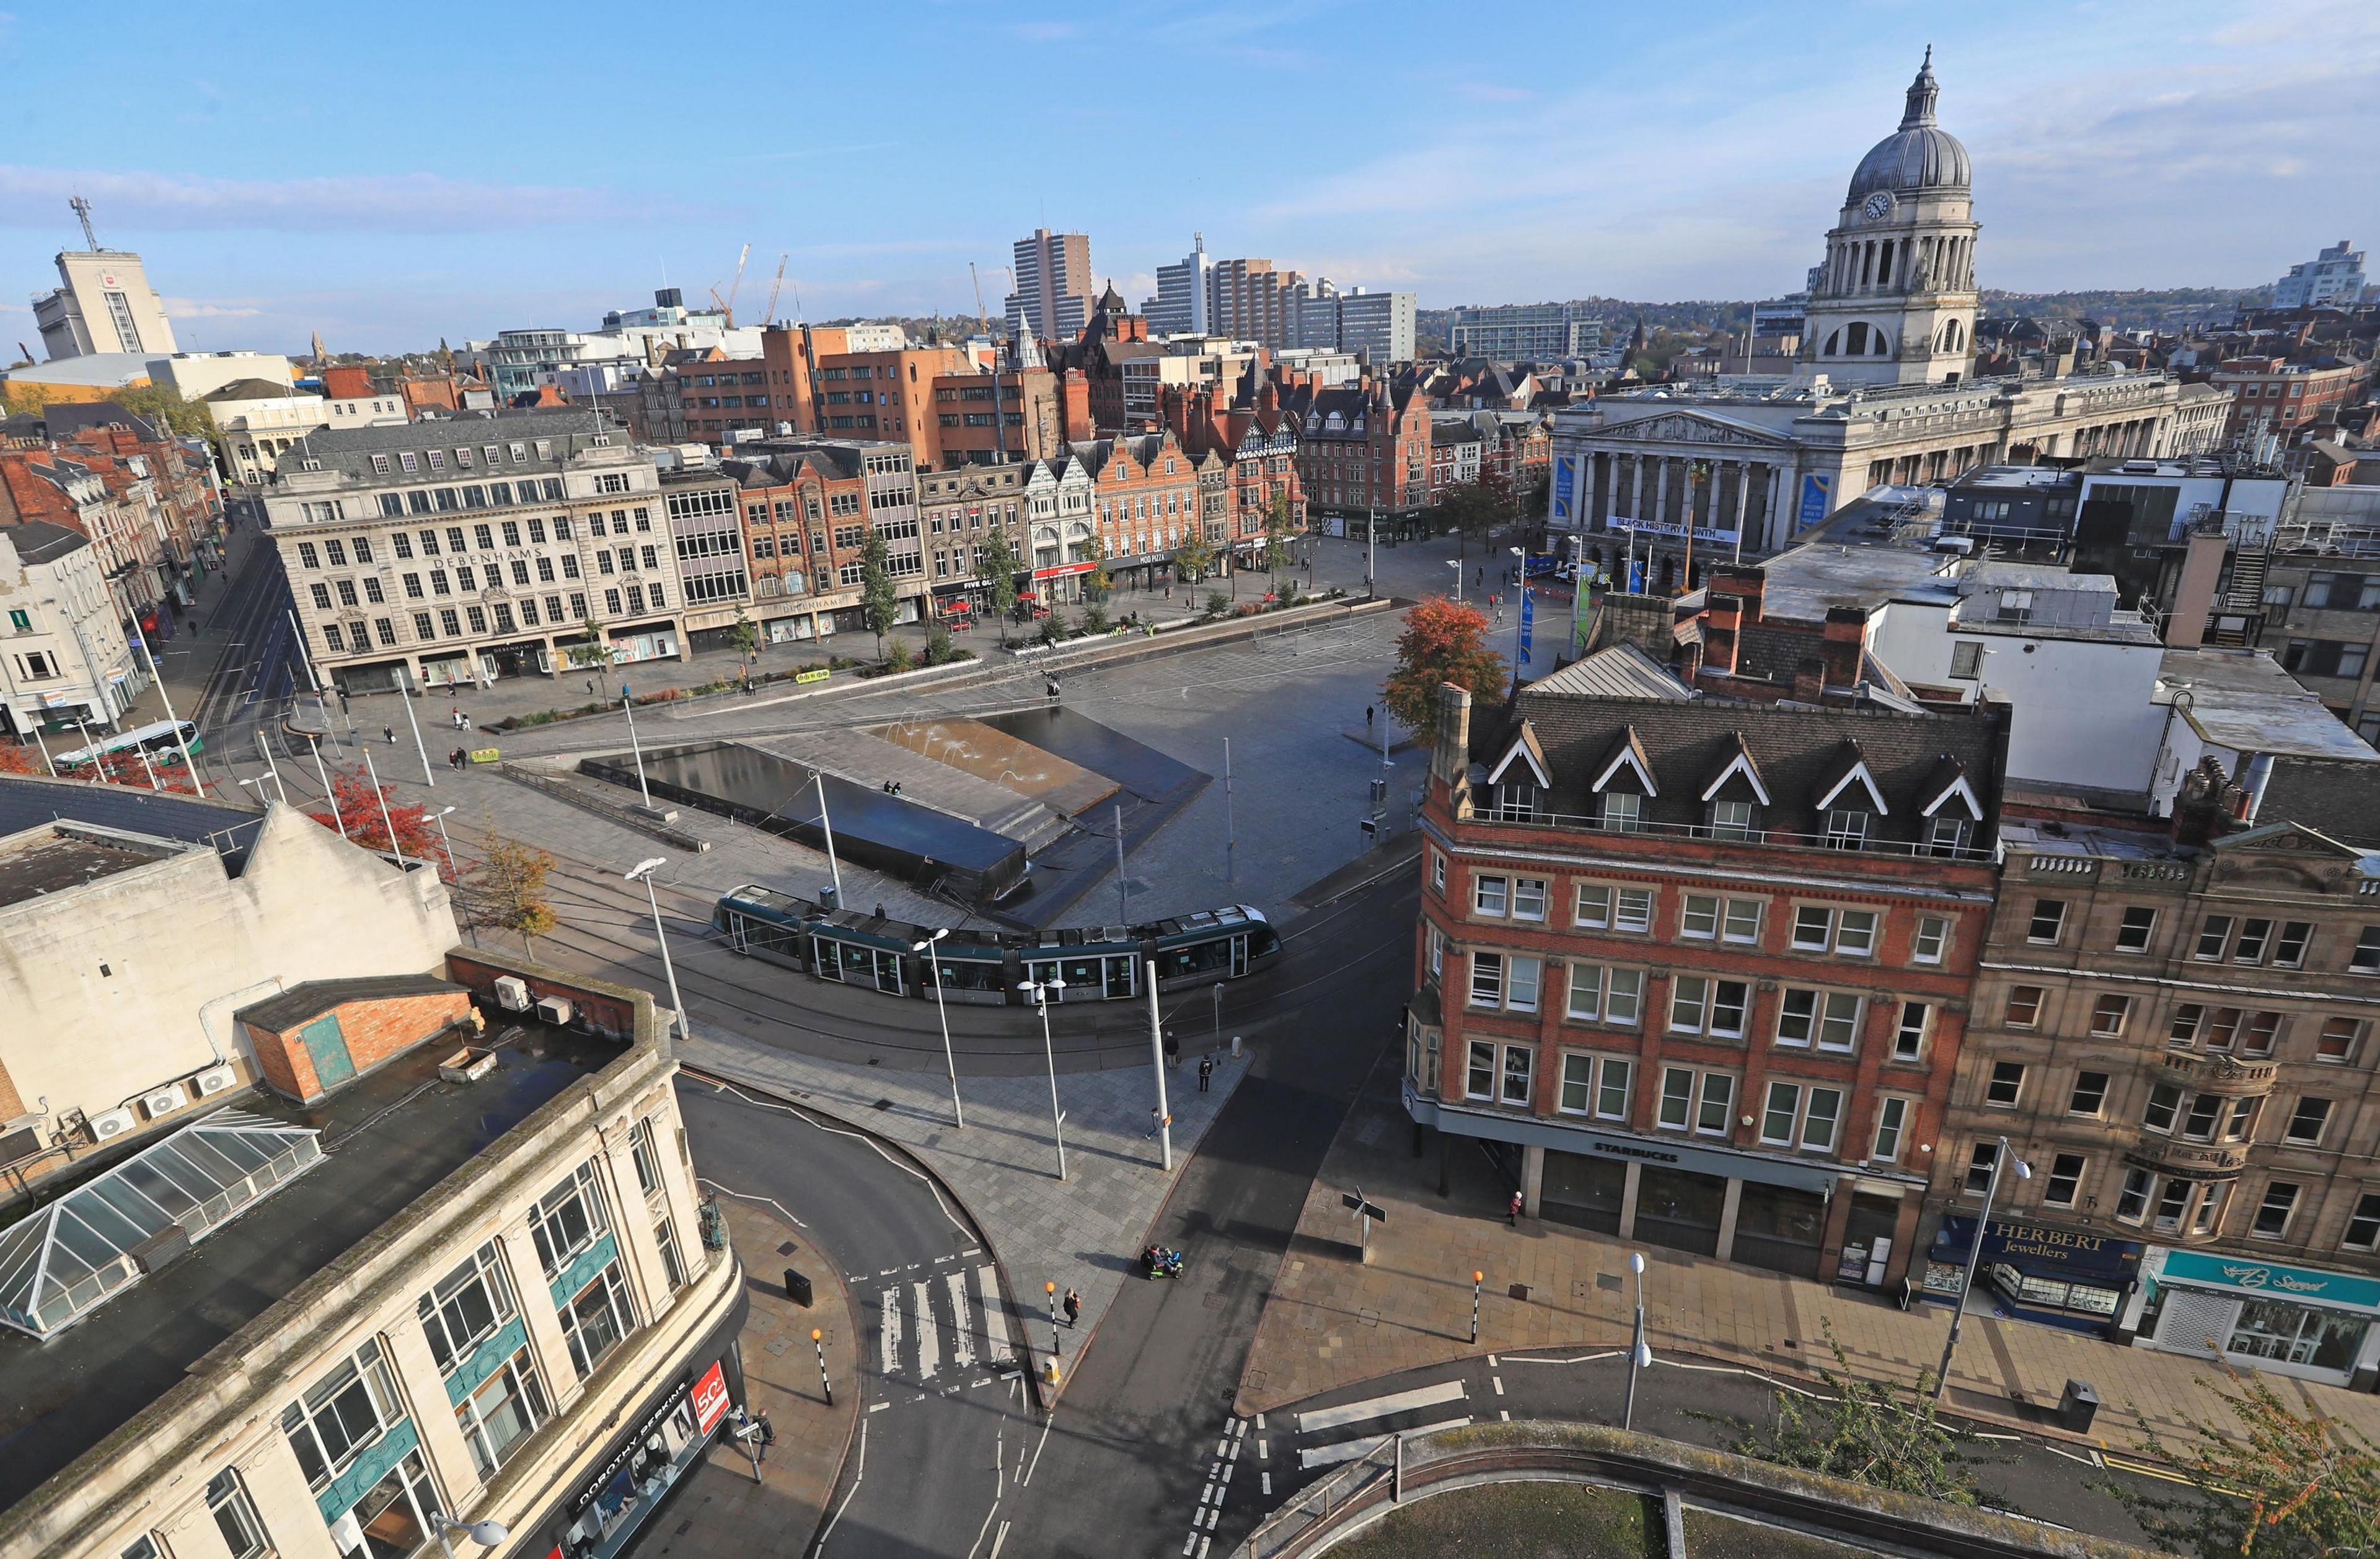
top-left (1448, 302), bottom-right (1605, 361)
top-left (32, 200), bottom-right (178, 361)
top-left (1004, 228), bottom-right (1096, 343)
top-left (1147, 234), bottom-right (1215, 336)
top-left (1208, 257), bottom-right (1302, 348)
top-left (2270, 240), bottom-right (2366, 311)
top-left (1334, 288), bottom-right (1417, 365)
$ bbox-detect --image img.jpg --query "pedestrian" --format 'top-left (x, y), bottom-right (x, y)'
top-left (586, 679), bottom-right (596, 695)
top-left (1509, 1189), bottom-right (1523, 1227)
top-left (1197, 1055), bottom-right (1214, 1093)
top-left (1365, 704), bottom-right (1374, 728)
top-left (1062, 1287), bottom-right (1081, 1327)
top-left (1474, 567), bottom-right (1482, 587)
top-left (384, 725), bottom-right (395, 746)
top-left (1163, 1028), bottom-right (1179, 1069)
top-left (461, 712), bottom-right (472, 731)
top-left (451, 706), bottom-right (461, 729)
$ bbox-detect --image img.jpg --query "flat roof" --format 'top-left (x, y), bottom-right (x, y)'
top-left (1758, 496), bottom-right (1957, 623)
top-left (0, 1024), bottom-right (617, 1511)
top-left (0, 828), bottom-right (172, 908)
top-left (2159, 647), bottom-right (2380, 761)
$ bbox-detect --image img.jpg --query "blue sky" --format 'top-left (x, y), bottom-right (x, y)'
top-left (1, 0), bottom-right (2371, 356)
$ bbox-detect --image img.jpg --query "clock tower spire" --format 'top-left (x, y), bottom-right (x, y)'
top-left (1795, 50), bottom-right (1978, 389)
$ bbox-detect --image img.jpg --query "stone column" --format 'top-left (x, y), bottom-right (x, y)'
top-left (1714, 1177), bottom-right (1745, 1263)
top-left (1522, 1142), bottom-right (1545, 1219)
top-left (1732, 459), bottom-right (1752, 549)
top-left (1617, 1160), bottom-right (1644, 1240)
top-left (1653, 458), bottom-right (1671, 530)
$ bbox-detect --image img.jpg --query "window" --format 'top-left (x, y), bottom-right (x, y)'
top-left (2089, 994), bottom-right (2131, 1037)
top-left (2353, 926), bottom-right (2380, 974)
top-left (455, 1346), bottom-right (549, 1477)
top-left (1722, 898), bottom-right (1763, 943)
top-left (2004, 986), bottom-right (2043, 1028)
top-left (418, 1240), bottom-right (517, 1372)
top-left (297, 541), bottom-right (320, 568)
top-left (2195, 915), bottom-right (2233, 960)
top-left (206, 1470), bottom-right (268, 1559)
top-left (1681, 894), bottom-right (1721, 939)
top-left (2168, 1004), bottom-right (2205, 1048)
top-left (530, 1162), bottom-right (609, 1278)
top-left (2143, 1084), bottom-right (2182, 1133)
top-left (1801, 1087), bottom-right (1842, 1150)
top-left (654, 1214), bottom-right (687, 1292)
top-left (1501, 1046), bottom-right (1533, 1105)
top-left (1913, 915), bottom-right (1949, 965)
top-left (2252, 1183), bottom-right (2299, 1239)
top-left (1473, 874), bottom-right (1508, 917)
top-left (2317, 1016), bottom-right (2366, 1062)
top-left (2272, 921), bottom-right (2312, 968)
top-left (2153, 1177), bottom-right (2192, 1234)
top-left (1590, 1057), bottom-right (1633, 1120)
top-left (1871, 1096), bottom-right (1910, 1162)
top-left (1822, 808), bottom-right (1870, 849)
top-left (1761, 1081), bottom-right (1800, 1145)
top-left (2232, 918), bottom-right (2273, 964)
top-left (2115, 1167), bottom-right (2153, 1222)
top-left (1466, 1041), bottom-right (1496, 1100)
top-left (2044, 1153), bottom-right (2086, 1208)
top-left (1469, 950), bottom-right (1504, 1008)
top-left (2068, 1071), bottom-right (2110, 1117)
top-left (363, 577), bottom-right (386, 604)
top-left (1564, 963), bottom-right (1643, 1025)
top-left (630, 1117), bottom-right (664, 1198)
top-left (1427, 924), bottom-right (1444, 976)
top-left (1893, 1001), bottom-right (1929, 1061)
top-left (558, 1261), bottom-right (636, 1377)
top-left (1672, 976), bottom-right (1744, 1036)
top-left (324, 538), bottom-right (347, 565)
top-left (1511, 877), bottom-right (1547, 921)
top-left (1601, 792), bottom-right (1643, 832)
top-left (1835, 909), bottom-right (1877, 956)
top-left (334, 579), bottom-right (359, 608)
top-left (2345, 1192), bottom-right (2380, 1252)
top-left (1430, 850), bottom-right (1445, 892)
top-left (309, 582), bottom-right (332, 611)
top-left (2285, 1097), bottom-right (2332, 1146)
top-left (2115, 906), bottom-right (2157, 952)
top-left (1657, 1067), bottom-right (1731, 1134)
top-left (1986, 1061), bottom-right (2025, 1107)
top-left (281, 1340), bottom-right (404, 1489)
top-left (2027, 899), bottom-right (2067, 944)
top-left (1949, 640), bottom-right (1985, 678)
top-left (1963, 1140), bottom-right (2001, 1195)
top-left (1792, 906), bottom-right (1833, 950)
top-left (2180, 1093), bottom-right (2223, 1141)
top-left (1507, 955), bottom-right (1541, 1014)
top-left (1709, 798), bottom-right (1756, 840)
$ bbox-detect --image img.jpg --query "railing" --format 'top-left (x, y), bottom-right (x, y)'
top-left (2157, 1051), bottom-right (2278, 1095)
top-left (1467, 806), bottom-right (1994, 863)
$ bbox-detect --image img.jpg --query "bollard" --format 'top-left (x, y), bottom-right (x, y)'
top-left (812, 1327), bottom-right (833, 1408)
top-left (1231, 1034), bottom-right (1243, 1058)
top-left (1470, 1270), bottom-right (1483, 1345)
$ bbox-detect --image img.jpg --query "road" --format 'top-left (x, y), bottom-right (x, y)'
top-left (990, 870), bottom-right (1420, 1559)
top-left (672, 1075), bottom-right (1039, 1559)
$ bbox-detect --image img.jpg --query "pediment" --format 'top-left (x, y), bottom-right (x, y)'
top-left (1592, 410), bottom-right (1796, 450)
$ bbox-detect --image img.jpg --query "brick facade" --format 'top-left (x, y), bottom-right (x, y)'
top-left (240, 984), bottom-right (474, 1103)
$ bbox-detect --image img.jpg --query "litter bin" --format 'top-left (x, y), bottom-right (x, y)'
top-left (784, 1268), bottom-right (814, 1307)
top-left (2058, 1378), bottom-right (2100, 1434)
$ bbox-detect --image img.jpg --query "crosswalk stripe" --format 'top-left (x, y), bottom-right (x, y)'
top-left (879, 1289), bottom-right (902, 1374)
top-left (1296, 1379), bottom-right (1466, 1434)
top-left (945, 1272), bottom-right (976, 1371)
top-left (977, 1266), bottom-right (1011, 1362)
top-left (914, 1280), bottom-right (940, 1378)
top-left (1298, 1417), bottom-right (1471, 1470)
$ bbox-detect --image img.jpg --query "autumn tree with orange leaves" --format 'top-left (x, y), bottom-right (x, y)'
top-left (308, 766), bottom-right (449, 872)
top-left (1382, 596), bottom-right (1505, 744)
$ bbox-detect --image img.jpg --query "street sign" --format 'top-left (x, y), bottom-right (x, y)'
top-left (1518, 590), bottom-right (1535, 660)
top-left (1341, 1191), bottom-right (1386, 1222)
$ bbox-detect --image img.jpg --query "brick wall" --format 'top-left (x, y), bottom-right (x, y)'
top-left (445, 953), bottom-right (640, 1040)
top-left (243, 989), bottom-right (474, 1103)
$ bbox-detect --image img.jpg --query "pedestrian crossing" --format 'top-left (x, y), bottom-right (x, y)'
top-left (876, 1261), bottom-right (1012, 1383)
top-left (1292, 1379), bottom-right (1472, 1470)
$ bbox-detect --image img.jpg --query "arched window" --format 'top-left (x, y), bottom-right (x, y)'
top-left (1846, 322), bottom-right (1870, 355)
top-left (1872, 328), bottom-right (1890, 356)
top-left (1823, 330), bottom-right (1841, 356)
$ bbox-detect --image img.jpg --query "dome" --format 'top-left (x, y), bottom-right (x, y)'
top-left (1846, 49), bottom-right (1970, 202)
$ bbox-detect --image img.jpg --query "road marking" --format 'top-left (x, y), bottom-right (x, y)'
top-left (1499, 1410), bottom-right (1510, 1422)
top-left (879, 1289), bottom-right (902, 1374)
top-left (1205, 1507), bottom-right (1219, 1531)
top-left (1298, 1418), bottom-right (1471, 1470)
top-left (1220, 1462), bottom-right (1233, 1485)
top-left (1230, 1418), bottom-right (1246, 1439)
top-left (1255, 1414), bottom-right (1265, 1429)
top-left (1020, 1415), bottom-right (1052, 1487)
top-left (1227, 1438), bottom-right (1240, 1462)
top-left (867, 1402), bottom-right (889, 1413)
top-left (1492, 1376), bottom-right (1505, 1396)
top-left (977, 1266), bottom-right (1009, 1362)
top-left (1296, 1379), bottom-right (1466, 1434)
top-left (964, 1245), bottom-right (983, 1258)
top-left (1256, 1439), bottom-right (1267, 1461)
top-left (879, 1268), bottom-right (899, 1277)
top-left (1216, 1437), bottom-right (1230, 1458)
top-left (1488, 1354), bottom-right (1498, 1366)
top-left (1180, 1536), bottom-right (1197, 1557)
top-left (914, 1281), bottom-right (940, 1377)
top-left (816, 1418), bottom-right (867, 1553)
top-left (1197, 1540), bottom-right (1210, 1559)
top-left (987, 1522), bottom-right (1010, 1559)
top-left (1261, 1471), bottom-right (1271, 1496)
top-left (1200, 1482), bottom-right (1215, 1506)
top-left (946, 1273), bottom-right (976, 1371)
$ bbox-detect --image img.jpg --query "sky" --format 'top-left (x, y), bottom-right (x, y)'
top-left (0, 0), bottom-right (2372, 358)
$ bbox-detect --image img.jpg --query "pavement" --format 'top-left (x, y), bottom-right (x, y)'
top-left (1234, 1047), bottom-right (2380, 1462)
top-left (632, 1191), bottom-right (860, 1559)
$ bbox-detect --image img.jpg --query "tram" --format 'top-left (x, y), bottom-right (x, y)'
top-left (712, 885), bottom-right (1282, 1007)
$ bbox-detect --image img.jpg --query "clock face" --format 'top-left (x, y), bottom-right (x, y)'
top-left (1862, 191), bottom-right (1894, 222)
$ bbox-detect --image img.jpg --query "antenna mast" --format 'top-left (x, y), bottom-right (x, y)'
top-left (69, 196), bottom-right (99, 251)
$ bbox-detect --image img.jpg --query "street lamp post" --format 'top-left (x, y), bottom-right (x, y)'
top-left (1624, 1251), bottom-right (1649, 1431)
top-left (428, 1515), bottom-right (509, 1559)
top-left (307, 737), bottom-right (345, 837)
top-left (811, 767), bottom-right (845, 907)
top-left (621, 689), bottom-right (654, 810)
top-left (625, 857), bottom-right (691, 1043)
top-left (1933, 1137), bottom-right (2030, 1401)
top-left (1143, 958), bottom-right (1171, 1171)
top-left (1446, 558), bottom-right (1463, 603)
top-left (913, 929), bottom-right (963, 1128)
top-left (361, 748), bottom-right (403, 867)
top-left (1018, 977), bottom-right (1068, 1178)
top-left (428, 805), bottom-right (457, 875)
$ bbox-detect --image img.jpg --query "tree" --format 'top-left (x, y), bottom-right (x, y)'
top-left (116, 382), bottom-right (216, 440)
top-left (1085, 536), bottom-right (1112, 604)
top-left (1173, 525), bottom-right (1215, 586)
top-left (564, 615), bottom-right (611, 673)
top-left (466, 831), bottom-right (558, 960)
top-left (1205, 590), bottom-right (1230, 618)
top-left (884, 637), bottom-right (914, 673)
top-left (925, 619), bottom-right (957, 665)
top-left (1261, 490), bottom-right (1295, 585)
top-left (858, 531), bottom-right (898, 658)
top-left (1725, 1324), bottom-right (1984, 1507)
top-left (92, 746), bottom-right (200, 794)
top-left (979, 528), bottom-right (1021, 647)
top-left (1382, 597), bottom-right (1505, 744)
top-left (727, 607), bottom-right (759, 681)
top-left (309, 766), bottom-right (449, 870)
top-left (2098, 1359), bottom-right (2380, 1559)
top-left (0, 743), bottom-right (44, 777)
top-left (1436, 479), bottom-right (1504, 570)
top-left (1081, 603), bottom-right (1108, 635)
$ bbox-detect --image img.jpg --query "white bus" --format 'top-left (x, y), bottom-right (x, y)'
top-left (55, 720), bottom-right (204, 769)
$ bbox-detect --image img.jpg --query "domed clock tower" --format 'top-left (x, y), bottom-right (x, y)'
top-left (1796, 49), bottom-right (1980, 389)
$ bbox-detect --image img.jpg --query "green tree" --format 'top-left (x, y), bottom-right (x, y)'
top-left (1726, 1324), bottom-right (1984, 1507)
top-left (1382, 596), bottom-right (1505, 744)
top-left (858, 531), bottom-right (899, 658)
top-left (564, 615), bottom-right (610, 672)
top-left (925, 619), bottom-right (956, 665)
top-left (1205, 589), bottom-right (1230, 618)
top-left (117, 382), bottom-right (216, 439)
top-left (1081, 603), bottom-right (1108, 635)
top-left (1261, 491), bottom-right (1295, 586)
top-left (1172, 526), bottom-right (1215, 586)
top-left (727, 607), bottom-right (759, 676)
top-left (1085, 536), bottom-right (1112, 603)
top-left (979, 528), bottom-right (1020, 647)
top-left (885, 637), bottom-right (914, 673)
top-left (1435, 480), bottom-right (1504, 570)
top-left (2099, 1359), bottom-right (2380, 1559)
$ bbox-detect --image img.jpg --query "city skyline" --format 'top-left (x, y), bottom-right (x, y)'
top-left (0, 0), bottom-right (2369, 355)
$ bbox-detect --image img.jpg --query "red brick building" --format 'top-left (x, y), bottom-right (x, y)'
top-left (2211, 359), bottom-right (2365, 441)
top-left (1165, 378), bottom-right (1305, 572)
top-left (1282, 373), bottom-right (1431, 527)
top-left (235, 975), bottom-right (474, 1103)
top-left (1406, 657), bottom-right (2011, 1291)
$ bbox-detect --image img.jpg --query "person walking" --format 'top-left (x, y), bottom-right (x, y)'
top-left (1508, 1189), bottom-right (1523, 1227)
top-left (450, 706), bottom-right (462, 730)
top-left (1197, 1055), bottom-right (1214, 1093)
top-left (384, 725), bottom-right (395, 746)
top-left (461, 712), bottom-right (472, 731)
top-left (1062, 1287), bottom-right (1081, 1328)
top-left (1163, 1028), bottom-right (1179, 1069)
top-left (1364, 704), bottom-right (1374, 728)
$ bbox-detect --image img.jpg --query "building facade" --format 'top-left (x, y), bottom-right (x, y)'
top-left (917, 459), bottom-right (1029, 620)
top-left (1006, 228), bottom-right (1096, 343)
top-left (1287, 376), bottom-right (1433, 524)
top-left (1334, 288), bottom-right (1418, 366)
top-left (1448, 302), bottom-right (1605, 363)
top-left (1147, 234), bottom-right (1216, 336)
top-left (2270, 241), bottom-right (2366, 311)
top-left (0, 521), bottom-right (143, 736)
top-left (2210, 360), bottom-right (2365, 441)
top-left (262, 411), bottom-right (691, 692)
top-left (34, 245), bottom-right (178, 361)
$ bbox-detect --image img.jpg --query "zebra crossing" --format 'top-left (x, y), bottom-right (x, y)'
top-left (875, 1260), bottom-right (1013, 1384)
top-left (1292, 1379), bottom-right (1472, 1470)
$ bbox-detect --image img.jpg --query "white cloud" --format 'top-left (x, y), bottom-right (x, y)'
top-left (160, 296), bottom-right (264, 320)
top-left (0, 166), bottom-right (653, 235)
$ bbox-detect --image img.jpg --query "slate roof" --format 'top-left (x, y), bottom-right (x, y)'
top-left (2254, 758), bottom-right (2380, 849)
top-left (1474, 686), bottom-right (2008, 846)
top-left (234, 973), bottom-right (465, 1033)
top-left (1528, 642), bottom-right (1693, 701)
top-left (4, 518), bottom-right (89, 565)
top-left (0, 776), bottom-right (267, 874)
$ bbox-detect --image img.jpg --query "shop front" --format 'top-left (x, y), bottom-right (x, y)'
top-left (2138, 1248), bottom-right (2380, 1390)
top-left (1921, 1215), bottom-right (2143, 1338)
top-left (537, 1348), bottom-right (743, 1559)
top-left (604, 621), bottom-right (681, 666)
top-left (1031, 559), bottom-right (1096, 607)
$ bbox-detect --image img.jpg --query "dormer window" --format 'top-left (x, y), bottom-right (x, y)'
top-left (1495, 781), bottom-right (1539, 821)
top-left (1823, 809), bottom-right (1871, 850)
top-left (1709, 799), bottom-right (1758, 841)
top-left (1603, 793), bottom-right (1644, 832)
top-left (1924, 816), bottom-right (1971, 857)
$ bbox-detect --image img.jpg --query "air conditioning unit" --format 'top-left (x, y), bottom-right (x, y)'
top-left (140, 1083), bottom-right (189, 1120)
top-left (535, 996), bottom-right (573, 1026)
top-left (194, 1064), bottom-right (237, 1097)
top-left (493, 976), bottom-right (532, 1013)
top-left (90, 1107), bottom-right (138, 1140)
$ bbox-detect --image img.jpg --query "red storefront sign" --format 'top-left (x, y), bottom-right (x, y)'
top-left (691, 1359), bottom-right (731, 1434)
top-left (1030, 561), bottom-right (1096, 581)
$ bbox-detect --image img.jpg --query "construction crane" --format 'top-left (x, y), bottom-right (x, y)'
top-left (762, 254), bottom-right (789, 326)
top-left (708, 243), bottom-right (752, 326)
top-left (969, 263), bottom-right (989, 332)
